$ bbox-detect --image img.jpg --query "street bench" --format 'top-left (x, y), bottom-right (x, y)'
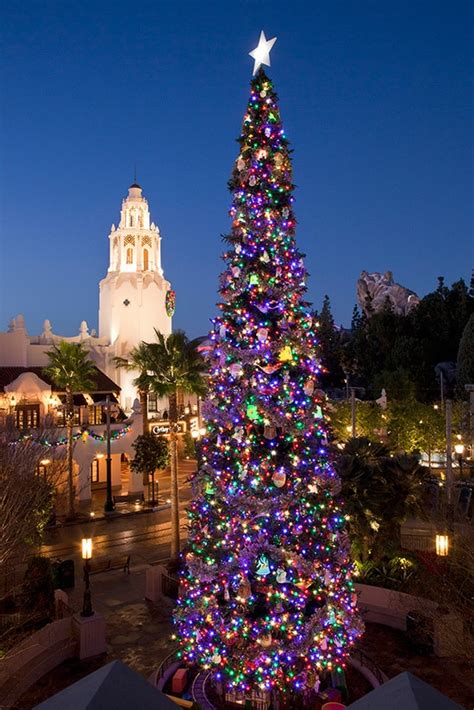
top-left (89, 554), bottom-right (130, 575)
top-left (113, 493), bottom-right (145, 504)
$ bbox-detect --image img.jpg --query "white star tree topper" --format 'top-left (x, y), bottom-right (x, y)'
top-left (249, 31), bottom-right (277, 75)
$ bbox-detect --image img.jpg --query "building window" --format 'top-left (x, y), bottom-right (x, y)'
top-left (143, 248), bottom-right (149, 270)
top-left (88, 405), bottom-right (104, 425)
top-left (91, 459), bottom-right (99, 483)
top-left (148, 392), bottom-right (158, 413)
top-left (36, 463), bottom-right (47, 478)
top-left (56, 408), bottom-right (80, 427)
top-left (126, 247), bottom-right (134, 264)
top-left (129, 213), bottom-right (134, 227)
top-left (16, 404), bottom-right (40, 430)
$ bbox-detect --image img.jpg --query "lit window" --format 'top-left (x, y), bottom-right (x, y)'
top-left (91, 459), bottom-right (99, 483)
top-left (143, 249), bottom-right (149, 270)
top-left (16, 404), bottom-right (40, 430)
top-left (126, 247), bottom-right (134, 264)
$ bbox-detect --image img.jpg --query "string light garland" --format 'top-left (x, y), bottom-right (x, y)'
top-left (174, 68), bottom-right (363, 701)
top-left (11, 424), bottom-right (131, 448)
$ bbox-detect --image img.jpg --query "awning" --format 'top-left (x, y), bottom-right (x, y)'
top-left (58, 394), bottom-right (88, 407)
top-left (91, 393), bottom-right (119, 405)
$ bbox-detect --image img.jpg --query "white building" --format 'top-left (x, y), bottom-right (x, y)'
top-left (99, 182), bottom-right (172, 410)
top-left (0, 182), bottom-right (176, 508)
top-left (0, 182), bottom-right (173, 413)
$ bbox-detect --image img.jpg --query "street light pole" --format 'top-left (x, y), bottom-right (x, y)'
top-left (104, 394), bottom-right (115, 513)
top-left (351, 388), bottom-right (356, 438)
top-left (445, 399), bottom-right (454, 529)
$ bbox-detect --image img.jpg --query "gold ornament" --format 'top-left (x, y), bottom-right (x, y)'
top-left (278, 346), bottom-right (293, 362)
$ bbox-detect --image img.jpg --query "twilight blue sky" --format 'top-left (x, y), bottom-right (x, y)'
top-left (1, 0), bottom-right (472, 338)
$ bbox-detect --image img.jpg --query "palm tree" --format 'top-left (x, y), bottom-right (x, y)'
top-left (44, 342), bottom-right (95, 518)
top-left (145, 330), bottom-right (207, 561)
top-left (114, 342), bottom-right (153, 434)
top-left (335, 437), bottom-right (428, 564)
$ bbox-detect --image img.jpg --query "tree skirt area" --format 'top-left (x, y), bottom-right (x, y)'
top-left (16, 620), bottom-right (473, 709)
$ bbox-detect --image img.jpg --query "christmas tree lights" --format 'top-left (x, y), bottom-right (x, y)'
top-left (174, 68), bottom-right (363, 701)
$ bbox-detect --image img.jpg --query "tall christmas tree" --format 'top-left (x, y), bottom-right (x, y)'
top-left (175, 35), bottom-right (363, 701)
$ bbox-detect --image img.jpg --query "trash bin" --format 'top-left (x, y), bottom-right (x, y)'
top-left (52, 559), bottom-right (75, 590)
top-left (406, 611), bottom-right (434, 654)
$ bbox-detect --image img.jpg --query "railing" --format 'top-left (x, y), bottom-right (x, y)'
top-left (55, 598), bottom-right (75, 619)
top-left (193, 670), bottom-right (216, 710)
top-left (151, 648), bottom-right (180, 685)
top-left (350, 647), bottom-right (388, 686)
top-left (162, 571), bottom-right (180, 600)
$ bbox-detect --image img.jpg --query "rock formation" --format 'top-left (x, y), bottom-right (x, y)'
top-left (357, 271), bottom-right (420, 316)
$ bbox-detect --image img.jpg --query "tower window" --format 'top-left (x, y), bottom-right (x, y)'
top-left (126, 247), bottom-right (134, 264)
top-left (143, 249), bottom-right (149, 270)
top-left (129, 214), bottom-right (134, 227)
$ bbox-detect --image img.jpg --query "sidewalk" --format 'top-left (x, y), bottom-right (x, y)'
top-left (17, 564), bottom-right (177, 709)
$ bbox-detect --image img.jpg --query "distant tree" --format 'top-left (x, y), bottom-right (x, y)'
top-left (43, 342), bottom-right (95, 518)
top-left (21, 556), bottom-right (55, 622)
top-left (314, 295), bottom-right (345, 388)
top-left (326, 400), bottom-right (383, 442)
top-left (144, 330), bottom-right (207, 560)
top-left (347, 277), bottom-right (472, 402)
top-left (183, 430), bottom-right (197, 459)
top-left (131, 433), bottom-right (169, 483)
top-left (386, 400), bottom-right (445, 459)
top-left (456, 313), bottom-right (474, 398)
top-left (0, 438), bottom-right (65, 569)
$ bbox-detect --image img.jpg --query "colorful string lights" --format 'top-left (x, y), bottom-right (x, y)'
top-left (174, 69), bottom-right (363, 699)
top-left (11, 424), bottom-right (131, 448)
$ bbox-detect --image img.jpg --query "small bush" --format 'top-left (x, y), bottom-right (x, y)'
top-left (21, 556), bottom-right (55, 621)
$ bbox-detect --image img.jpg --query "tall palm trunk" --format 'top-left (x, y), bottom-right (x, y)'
top-left (66, 389), bottom-right (75, 518)
top-left (169, 388), bottom-right (180, 561)
top-left (140, 389), bottom-right (149, 435)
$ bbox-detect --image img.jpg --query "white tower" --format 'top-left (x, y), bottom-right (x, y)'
top-left (99, 183), bottom-right (172, 409)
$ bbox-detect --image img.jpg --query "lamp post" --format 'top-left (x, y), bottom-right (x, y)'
top-left (81, 538), bottom-right (94, 617)
top-left (435, 533), bottom-right (449, 557)
top-left (104, 394), bottom-right (115, 513)
top-left (350, 387), bottom-right (356, 438)
top-left (445, 399), bottom-right (454, 529)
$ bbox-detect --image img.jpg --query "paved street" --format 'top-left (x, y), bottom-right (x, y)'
top-left (40, 459), bottom-right (195, 567)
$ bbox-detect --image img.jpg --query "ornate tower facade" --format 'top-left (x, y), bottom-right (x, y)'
top-left (99, 183), bottom-right (172, 409)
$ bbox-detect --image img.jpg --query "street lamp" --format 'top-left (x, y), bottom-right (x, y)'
top-left (435, 533), bottom-right (449, 557)
top-left (81, 537), bottom-right (94, 617)
top-left (96, 395), bottom-right (115, 513)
